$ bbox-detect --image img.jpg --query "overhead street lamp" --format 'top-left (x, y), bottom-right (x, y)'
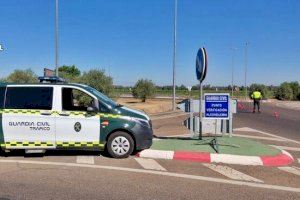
top-left (172, 0), bottom-right (177, 111)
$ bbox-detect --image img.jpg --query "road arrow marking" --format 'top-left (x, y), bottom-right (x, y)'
top-left (278, 167), bottom-right (300, 176)
top-left (76, 156), bottom-right (94, 164)
top-left (203, 163), bottom-right (263, 183)
top-left (234, 127), bottom-right (300, 145)
top-left (270, 145), bottom-right (300, 152)
top-left (134, 158), bottom-right (166, 171)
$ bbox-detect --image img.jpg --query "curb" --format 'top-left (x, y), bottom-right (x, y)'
top-left (136, 149), bottom-right (294, 166)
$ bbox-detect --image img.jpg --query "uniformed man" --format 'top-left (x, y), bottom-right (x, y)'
top-left (251, 89), bottom-right (262, 113)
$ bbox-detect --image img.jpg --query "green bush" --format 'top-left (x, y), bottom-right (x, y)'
top-left (275, 82), bottom-right (293, 100)
top-left (249, 84), bottom-right (268, 98)
top-left (58, 65), bottom-right (81, 82)
top-left (3, 69), bottom-right (38, 83)
top-left (132, 79), bottom-right (156, 102)
top-left (289, 81), bottom-right (300, 100)
top-left (79, 69), bottom-right (113, 96)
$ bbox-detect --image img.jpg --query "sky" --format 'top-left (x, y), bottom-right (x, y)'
top-left (0, 0), bottom-right (299, 87)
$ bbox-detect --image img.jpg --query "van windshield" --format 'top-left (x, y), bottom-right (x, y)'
top-left (82, 85), bottom-right (117, 108)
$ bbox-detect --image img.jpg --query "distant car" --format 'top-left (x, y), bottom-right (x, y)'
top-left (0, 78), bottom-right (153, 158)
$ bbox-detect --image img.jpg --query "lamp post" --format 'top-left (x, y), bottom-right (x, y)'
top-left (231, 47), bottom-right (237, 97)
top-left (244, 42), bottom-right (249, 100)
top-left (55, 0), bottom-right (59, 77)
top-left (172, 0), bottom-right (177, 111)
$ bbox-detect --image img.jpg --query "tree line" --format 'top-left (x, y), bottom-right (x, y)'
top-left (1, 66), bottom-right (299, 102)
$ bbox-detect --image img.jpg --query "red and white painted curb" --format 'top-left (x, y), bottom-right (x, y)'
top-left (136, 149), bottom-right (294, 166)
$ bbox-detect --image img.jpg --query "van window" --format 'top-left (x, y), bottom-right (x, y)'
top-left (0, 87), bottom-right (5, 109)
top-left (5, 87), bottom-right (53, 110)
top-left (62, 88), bottom-right (98, 112)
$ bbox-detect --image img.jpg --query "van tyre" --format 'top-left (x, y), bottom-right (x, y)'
top-left (107, 131), bottom-right (134, 158)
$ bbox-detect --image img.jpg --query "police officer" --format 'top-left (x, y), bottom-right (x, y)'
top-left (251, 89), bottom-right (262, 113)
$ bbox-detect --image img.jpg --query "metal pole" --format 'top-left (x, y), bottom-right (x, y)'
top-left (172, 0), bottom-right (177, 111)
top-left (55, 0), bottom-right (59, 77)
top-left (199, 82), bottom-right (203, 140)
top-left (244, 42), bottom-right (248, 100)
top-left (231, 47), bottom-right (237, 97)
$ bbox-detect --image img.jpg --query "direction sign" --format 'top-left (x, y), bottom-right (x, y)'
top-left (196, 47), bottom-right (205, 81)
top-left (204, 93), bottom-right (230, 119)
top-left (195, 47), bottom-right (208, 82)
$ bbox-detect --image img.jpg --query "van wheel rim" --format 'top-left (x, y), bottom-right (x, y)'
top-left (111, 136), bottom-right (130, 156)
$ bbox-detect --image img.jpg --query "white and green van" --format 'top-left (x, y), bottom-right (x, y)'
top-left (0, 80), bottom-right (153, 158)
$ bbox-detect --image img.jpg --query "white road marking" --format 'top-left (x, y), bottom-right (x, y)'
top-left (234, 134), bottom-right (285, 142)
top-left (134, 158), bottom-right (166, 171)
top-left (298, 158), bottom-right (300, 164)
top-left (234, 127), bottom-right (300, 145)
top-left (270, 145), bottom-right (300, 152)
top-left (0, 159), bottom-right (299, 193)
top-left (278, 167), bottom-right (300, 176)
top-left (203, 163), bottom-right (263, 183)
top-left (76, 156), bottom-right (94, 164)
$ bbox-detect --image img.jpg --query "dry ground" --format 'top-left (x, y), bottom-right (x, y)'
top-left (116, 98), bottom-right (181, 114)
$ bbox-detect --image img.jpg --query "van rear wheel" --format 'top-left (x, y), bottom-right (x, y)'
top-left (107, 131), bottom-right (134, 158)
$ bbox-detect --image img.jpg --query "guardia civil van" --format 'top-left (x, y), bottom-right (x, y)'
top-left (0, 77), bottom-right (153, 158)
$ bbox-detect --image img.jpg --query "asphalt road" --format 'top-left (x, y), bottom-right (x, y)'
top-left (234, 102), bottom-right (300, 141)
top-left (0, 157), bottom-right (299, 200)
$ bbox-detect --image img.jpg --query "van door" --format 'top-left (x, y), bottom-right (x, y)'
top-left (55, 86), bottom-right (102, 149)
top-left (2, 86), bottom-right (56, 149)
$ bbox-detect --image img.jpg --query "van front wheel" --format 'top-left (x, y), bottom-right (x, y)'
top-left (107, 131), bottom-right (134, 158)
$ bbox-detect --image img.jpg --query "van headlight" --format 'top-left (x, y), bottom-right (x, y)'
top-left (132, 118), bottom-right (151, 128)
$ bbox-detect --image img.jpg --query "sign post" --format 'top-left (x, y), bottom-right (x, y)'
top-left (195, 47), bottom-right (208, 139)
top-left (203, 93), bottom-right (230, 152)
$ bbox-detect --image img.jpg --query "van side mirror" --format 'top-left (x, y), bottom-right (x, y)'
top-left (87, 106), bottom-right (97, 112)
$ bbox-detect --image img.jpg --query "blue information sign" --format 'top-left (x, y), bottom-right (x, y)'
top-left (204, 93), bottom-right (230, 119)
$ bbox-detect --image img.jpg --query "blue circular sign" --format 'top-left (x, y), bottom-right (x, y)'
top-left (196, 47), bottom-right (207, 82)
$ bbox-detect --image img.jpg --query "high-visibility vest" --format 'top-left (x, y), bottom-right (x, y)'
top-left (251, 91), bottom-right (262, 99)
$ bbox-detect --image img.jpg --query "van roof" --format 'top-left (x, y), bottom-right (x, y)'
top-left (0, 82), bottom-right (88, 88)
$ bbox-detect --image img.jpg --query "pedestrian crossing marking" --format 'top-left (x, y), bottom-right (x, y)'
top-left (203, 163), bottom-right (263, 183)
top-left (134, 158), bottom-right (166, 171)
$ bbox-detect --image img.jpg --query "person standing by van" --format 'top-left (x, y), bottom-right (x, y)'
top-left (251, 89), bottom-right (262, 113)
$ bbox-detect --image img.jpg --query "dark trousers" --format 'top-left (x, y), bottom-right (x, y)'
top-left (253, 99), bottom-right (260, 112)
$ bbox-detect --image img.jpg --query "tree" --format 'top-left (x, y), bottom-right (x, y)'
top-left (4, 69), bottom-right (38, 83)
top-left (58, 65), bottom-right (81, 82)
top-left (289, 81), bottom-right (300, 100)
top-left (132, 79), bottom-right (156, 102)
top-left (79, 69), bottom-right (113, 96)
top-left (275, 82), bottom-right (293, 100)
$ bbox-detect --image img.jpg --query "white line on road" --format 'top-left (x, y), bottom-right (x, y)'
top-left (134, 158), bottom-right (166, 171)
top-left (203, 163), bottom-right (263, 183)
top-left (76, 156), bottom-right (94, 164)
top-left (0, 159), bottom-right (299, 193)
top-left (278, 167), bottom-right (300, 176)
top-left (270, 145), bottom-right (300, 152)
top-left (298, 158), bottom-right (300, 164)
